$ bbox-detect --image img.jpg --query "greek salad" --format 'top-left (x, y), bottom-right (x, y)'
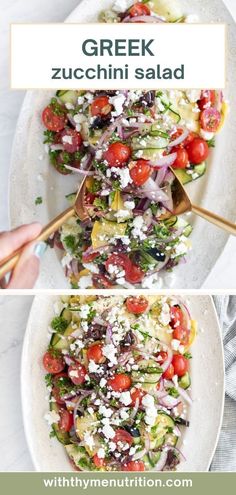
top-left (43, 295), bottom-right (196, 471)
top-left (41, 0), bottom-right (227, 289)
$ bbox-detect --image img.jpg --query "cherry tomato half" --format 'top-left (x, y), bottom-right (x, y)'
top-left (172, 354), bottom-right (189, 377)
top-left (43, 351), bottom-right (65, 374)
top-left (91, 96), bottom-right (112, 117)
top-left (198, 90), bottom-right (215, 111)
top-left (58, 409), bottom-right (73, 433)
top-left (113, 429), bottom-right (133, 446)
top-left (93, 454), bottom-right (106, 468)
top-left (186, 137), bottom-right (209, 164)
top-left (170, 306), bottom-right (184, 329)
top-left (61, 129), bottom-right (82, 153)
top-left (129, 3), bottom-right (150, 17)
top-left (52, 373), bottom-right (69, 405)
top-left (126, 296), bottom-right (148, 314)
top-left (105, 253), bottom-right (131, 274)
top-left (108, 373), bottom-right (132, 392)
top-left (200, 108), bottom-right (221, 133)
top-left (103, 142), bottom-right (131, 168)
top-left (163, 363), bottom-right (174, 380)
top-left (173, 326), bottom-right (189, 346)
top-left (122, 461), bottom-right (145, 471)
top-left (156, 351), bottom-right (168, 365)
top-left (125, 264), bottom-right (145, 284)
top-left (130, 388), bottom-right (145, 406)
top-left (68, 362), bottom-right (87, 385)
top-left (92, 274), bottom-right (114, 289)
top-left (172, 147), bottom-right (189, 169)
top-left (87, 343), bottom-right (104, 364)
top-left (171, 129), bottom-right (196, 147)
top-left (130, 160), bottom-right (151, 186)
top-left (82, 250), bottom-right (100, 263)
top-left (42, 106), bottom-right (67, 132)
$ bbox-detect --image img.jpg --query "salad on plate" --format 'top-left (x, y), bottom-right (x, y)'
top-left (43, 295), bottom-right (196, 471)
top-left (41, 0), bottom-right (227, 289)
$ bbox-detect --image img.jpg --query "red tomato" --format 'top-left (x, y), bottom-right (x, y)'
top-left (84, 193), bottom-right (97, 205)
top-left (198, 90), bottom-right (215, 111)
top-left (91, 96), bottom-right (112, 117)
top-left (156, 351), bottom-right (168, 365)
top-left (173, 326), bottom-right (189, 346)
top-left (129, 3), bottom-right (150, 17)
top-left (170, 306), bottom-right (184, 329)
top-left (126, 295), bottom-right (148, 314)
top-left (172, 147), bottom-right (189, 169)
top-left (52, 372), bottom-right (68, 405)
top-left (42, 106), bottom-right (67, 132)
top-left (105, 253), bottom-right (131, 274)
top-left (87, 343), bottom-right (104, 364)
top-left (122, 461), bottom-right (145, 471)
top-left (130, 388), bottom-right (145, 406)
top-left (172, 354), bottom-right (189, 377)
top-left (93, 454), bottom-right (106, 468)
top-left (58, 409), bottom-right (73, 433)
top-left (43, 351), bottom-right (65, 374)
top-left (103, 142), bottom-right (131, 168)
top-left (82, 250), bottom-right (99, 263)
top-left (92, 274), bottom-right (114, 289)
top-left (61, 129), bottom-right (82, 153)
top-left (125, 264), bottom-right (145, 284)
top-left (108, 373), bottom-right (132, 392)
top-left (68, 362), bottom-right (87, 385)
top-left (130, 160), bottom-right (151, 186)
top-left (163, 363), bottom-right (174, 380)
top-left (200, 108), bottom-right (221, 133)
top-left (186, 137), bottom-right (209, 164)
top-left (113, 429), bottom-right (133, 446)
top-left (171, 129), bottom-right (196, 147)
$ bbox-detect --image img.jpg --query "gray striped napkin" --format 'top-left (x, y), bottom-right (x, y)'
top-left (210, 296), bottom-right (236, 471)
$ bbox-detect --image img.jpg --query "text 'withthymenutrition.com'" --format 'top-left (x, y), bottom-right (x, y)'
top-left (43, 476), bottom-right (193, 489)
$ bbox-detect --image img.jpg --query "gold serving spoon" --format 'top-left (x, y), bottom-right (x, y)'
top-left (169, 168), bottom-right (236, 235)
top-left (0, 177), bottom-right (89, 279)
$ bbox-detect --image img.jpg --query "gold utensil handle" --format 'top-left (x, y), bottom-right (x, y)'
top-left (192, 204), bottom-right (236, 236)
top-left (0, 207), bottom-right (74, 280)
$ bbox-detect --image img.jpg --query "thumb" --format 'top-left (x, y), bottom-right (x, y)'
top-left (7, 242), bottom-right (46, 289)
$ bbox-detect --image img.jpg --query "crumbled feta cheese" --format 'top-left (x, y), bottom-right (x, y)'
top-left (100, 378), bottom-right (107, 388)
top-left (111, 166), bottom-right (132, 188)
top-left (102, 344), bottom-right (118, 365)
top-left (83, 263), bottom-right (99, 274)
top-left (120, 409), bottom-right (129, 420)
top-left (124, 200), bottom-right (135, 210)
top-left (78, 275), bottom-right (93, 289)
top-left (97, 448), bottom-right (106, 459)
top-left (102, 424), bottom-right (116, 439)
top-left (110, 93), bottom-right (126, 116)
top-left (84, 431), bottom-right (95, 450)
top-left (171, 339), bottom-right (181, 351)
top-left (142, 394), bottom-right (155, 408)
top-left (88, 360), bottom-right (101, 373)
top-left (120, 391), bottom-right (132, 406)
top-left (99, 405), bottom-right (113, 418)
top-left (112, 0), bottom-right (129, 13)
top-left (79, 304), bottom-right (90, 319)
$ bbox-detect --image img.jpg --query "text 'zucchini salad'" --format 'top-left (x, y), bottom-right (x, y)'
top-left (43, 295), bottom-right (196, 471)
top-left (41, 0), bottom-right (227, 289)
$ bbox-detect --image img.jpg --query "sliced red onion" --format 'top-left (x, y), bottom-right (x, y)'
top-left (175, 385), bottom-right (193, 405)
top-left (133, 448), bottom-right (147, 461)
top-left (169, 129), bottom-right (189, 148)
top-left (138, 177), bottom-right (169, 202)
top-left (64, 355), bottom-right (76, 366)
top-left (96, 115), bottom-right (124, 148)
top-left (160, 346), bottom-right (173, 374)
top-left (105, 324), bottom-right (113, 344)
top-left (166, 446), bottom-right (186, 462)
top-left (124, 15), bottom-right (166, 23)
top-left (118, 351), bottom-right (132, 366)
top-left (153, 450), bottom-right (168, 471)
top-left (130, 398), bottom-right (140, 420)
top-left (149, 152), bottom-right (177, 168)
top-left (158, 395), bottom-right (180, 409)
top-left (64, 164), bottom-right (94, 175)
top-left (71, 259), bottom-right (80, 277)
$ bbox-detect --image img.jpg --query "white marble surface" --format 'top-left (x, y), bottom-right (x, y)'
top-left (0, 0), bottom-right (236, 288)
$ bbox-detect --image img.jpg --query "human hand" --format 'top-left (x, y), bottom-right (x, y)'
top-left (0, 223), bottom-right (45, 289)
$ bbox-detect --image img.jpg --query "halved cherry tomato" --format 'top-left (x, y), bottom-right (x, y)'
top-left (130, 160), bottom-right (151, 186)
top-left (126, 296), bottom-right (148, 314)
top-left (42, 106), bottom-right (67, 132)
top-left (171, 129), bottom-right (196, 147)
top-left (52, 372), bottom-right (69, 405)
top-left (58, 409), bottom-right (73, 433)
top-left (156, 351), bottom-right (168, 365)
top-left (122, 461), bottom-right (145, 471)
top-left (68, 362), bottom-right (87, 385)
top-left (108, 373), bottom-right (132, 392)
top-left (82, 250), bottom-right (99, 263)
top-left (84, 193), bottom-right (97, 205)
top-left (87, 343), bottom-right (104, 364)
top-left (172, 147), bottom-right (189, 169)
top-left (43, 351), bottom-right (65, 374)
top-left (129, 3), bottom-right (150, 17)
top-left (163, 363), bottom-right (174, 380)
top-left (186, 137), bottom-right (209, 164)
top-left (113, 429), bottom-right (133, 446)
top-left (170, 306), bottom-right (184, 329)
top-left (200, 108), bottom-right (221, 133)
top-left (172, 354), bottom-right (189, 377)
top-left (91, 96), bottom-right (112, 117)
top-left (93, 454), bottom-right (106, 468)
top-left (125, 264), bottom-right (145, 284)
top-left (61, 129), bottom-right (82, 153)
top-left (92, 274), bottom-right (114, 289)
top-left (173, 326), bottom-right (189, 346)
top-left (105, 253), bottom-right (131, 274)
top-left (103, 142), bottom-right (131, 168)
top-left (198, 90), bottom-right (215, 111)
top-left (130, 388), bottom-right (145, 406)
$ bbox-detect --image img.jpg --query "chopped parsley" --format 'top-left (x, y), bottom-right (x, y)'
top-left (35, 196), bottom-right (43, 205)
top-left (51, 316), bottom-right (68, 333)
